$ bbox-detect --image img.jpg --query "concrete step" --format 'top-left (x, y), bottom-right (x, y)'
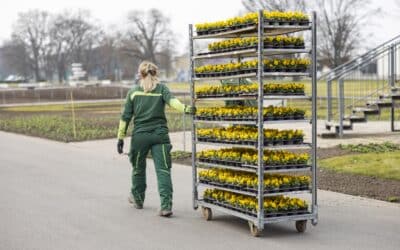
top-left (344, 115), bottom-right (367, 123)
top-left (366, 100), bottom-right (393, 108)
top-left (391, 93), bottom-right (400, 100)
top-left (352, 107), bottom-right (380, 115)
top-left (379, 93), bottom-right (400, 100)
top-left (325, 121), bottom-right (353, 131)
top-left (319, 132), bottom-right (339, 138)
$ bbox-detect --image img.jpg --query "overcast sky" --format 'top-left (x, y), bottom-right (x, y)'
top-left (0, 0), bottom-right (399, 54)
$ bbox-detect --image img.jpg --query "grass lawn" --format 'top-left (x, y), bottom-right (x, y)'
top-left (0, 101), bottom-right (198, 142)
top-left (319, 151), bottom-right (400, 181)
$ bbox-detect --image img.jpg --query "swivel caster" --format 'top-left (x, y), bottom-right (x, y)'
top-left (248, 221), bottom-right (262, 237)
top-left (201, 206), bottom-right (212, 221)
top-left (295, 220), bottom-right (307, 233)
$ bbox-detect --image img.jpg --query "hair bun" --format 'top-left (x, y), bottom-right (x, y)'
top-left (148, 69), bottom-right (156, 76)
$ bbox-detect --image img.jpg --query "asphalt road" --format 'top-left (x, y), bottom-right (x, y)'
top-left (1, 131), bottom-right (399, 250)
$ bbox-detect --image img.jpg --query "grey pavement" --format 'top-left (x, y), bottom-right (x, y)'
top-left (1, 131), bottom-right (400, 250)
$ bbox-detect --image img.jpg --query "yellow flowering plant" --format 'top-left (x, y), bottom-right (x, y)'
top-left (207, 36), bottom-right (305, 52)
top-left (203, 189), bottom-right (309, 214)
top-left (194, 58), bottom-right (311, 77)
top-left (197, 126), bottom-right (304, 145)
top-left (196, 82), bottom-right (305, 97)
top-left (199, 168), bottom-right (311, 191)
top-left (197, 148), bottom-right (310, 167)
top-left (195, 11), bottom-right (309, 35)
top-left (195, 105), bottom-right (305, 121)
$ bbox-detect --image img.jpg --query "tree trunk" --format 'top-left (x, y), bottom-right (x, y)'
top-left (34, 58), bottom-right (40, 82)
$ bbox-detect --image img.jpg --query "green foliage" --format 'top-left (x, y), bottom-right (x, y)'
top-left (166, 112), bottom-right (192, 132)
top-left (340, 142), bottom-right (400, 153)
top-left (146, 151), bottom-right (191, 160)
top-left (170, 151), bottom-right (192, 160)
top-left (0, 115), bottom-right (118, 142)
top-left (2, 101), bottom-right (123, 112)
top-left (320, 151), bottom-right (400, 180)
top-left (0, 102), bottom-right (195, 142)
top-left (387, 196), bottom-right (399, 203)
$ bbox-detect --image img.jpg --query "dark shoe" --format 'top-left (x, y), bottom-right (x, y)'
top-left (158, 210), bottom-right (173, 217)
top-left (128, 193), bottom-right (143, 209)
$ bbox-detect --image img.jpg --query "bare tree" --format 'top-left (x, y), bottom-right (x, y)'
top-left (95, 27), bottom-right (125, 80)
top-left (0, 38), bottom-right (31, 79)
top-left (5, 8), bottom-right (175, 82)
top-left (48, 13), bottom-right (70, 83)
top-left (242, 0), bottom-right (307, 12)
top-left (12, 10), bottom-right (51, 82)
top-left (157, 39), bottom-right (175, 78)
top-left (61, 10), bottom-right (100, 75)
top-left (48, 9), bottom-right (100, 83)
top-left (315, 0), bottom-right (380, 68)
top-left (125, 8), bottom-right (174, 64)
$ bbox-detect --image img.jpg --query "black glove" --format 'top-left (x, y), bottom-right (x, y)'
top-left (184, 105), bottom-right (196, 115)
top-left (117, 139), bottom-right (124, 154)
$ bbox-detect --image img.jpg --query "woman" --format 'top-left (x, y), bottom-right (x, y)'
top-left (117, 61), bottom-right (195, 217)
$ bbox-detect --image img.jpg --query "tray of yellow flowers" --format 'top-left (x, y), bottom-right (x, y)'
top-left (202, 189), bottom-right (309, 218)
top-left (195, 11), bottom-right (310, 37)
top-left (199, 169), bottom-right (311, 196)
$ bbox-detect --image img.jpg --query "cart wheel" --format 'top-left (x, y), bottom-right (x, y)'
top-left (311, 218), bottom-right (318, 226)
top-left (248, 221), bottom-right (262, 237)
top-left (201, 207), bottom-right (212, 221)
top-left (295, 220), bottom-right (307, 233)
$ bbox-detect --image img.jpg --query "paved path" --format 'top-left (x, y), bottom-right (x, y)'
top-left (1, 131), bottom-right (399, 250)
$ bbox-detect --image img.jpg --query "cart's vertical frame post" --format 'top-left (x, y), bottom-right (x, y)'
top-left (311, 11), bottom-right (318, 224)
top-left (189, 24), bottom-right (198, 210)
top-left (257, 9), bottom-right (265, 229)
top-left (338, 78), bottom-right (344, 137)
top-left (327, 79), bottom-right (332, 122)
top-left (389, 44), bottom-right (396, 132)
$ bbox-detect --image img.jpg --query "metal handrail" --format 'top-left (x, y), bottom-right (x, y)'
top-left (319, 34), bottom-right (400, 81)
top-left (326, 41), bottom-right (400, 81)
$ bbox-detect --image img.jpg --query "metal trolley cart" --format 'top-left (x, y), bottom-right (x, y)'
top-left (189, 10), bottom-right (318, 236)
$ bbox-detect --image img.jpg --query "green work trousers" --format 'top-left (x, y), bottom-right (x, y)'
top-left (128, 129), bottom-right (173, 210)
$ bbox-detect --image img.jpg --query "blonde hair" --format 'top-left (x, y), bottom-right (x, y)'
top-left (138, 61), bottom-right (159, 92)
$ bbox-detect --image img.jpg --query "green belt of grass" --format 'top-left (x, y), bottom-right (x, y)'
top-left (0, 115), bottom-right (118, 142)
top-left (0, 111), bottom-right (194, 142)
top-left (320, 151), bottom-right (400, 181)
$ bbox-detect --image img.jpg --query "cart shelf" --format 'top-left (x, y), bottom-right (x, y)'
top-left (198, 182), bottom-right (311, 197)
top-left (197, 161), bottom-right (312, 173)
top-left (193, 24), bottom-right (311, 40)
top-left (195, 140), bottom-right (311, 150)
top-left (198, 200), bottom-right (310, 219)
top-left (194, 119), bottom-right (309, 125)
top-left (193, 48), bottom-right (311, 60)
top-left (197, 200), bottom-right (315, 228)
top-left (195, 94), bottom-right (310, 101)
top-left (193, 72), bottom-right (310, 81)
